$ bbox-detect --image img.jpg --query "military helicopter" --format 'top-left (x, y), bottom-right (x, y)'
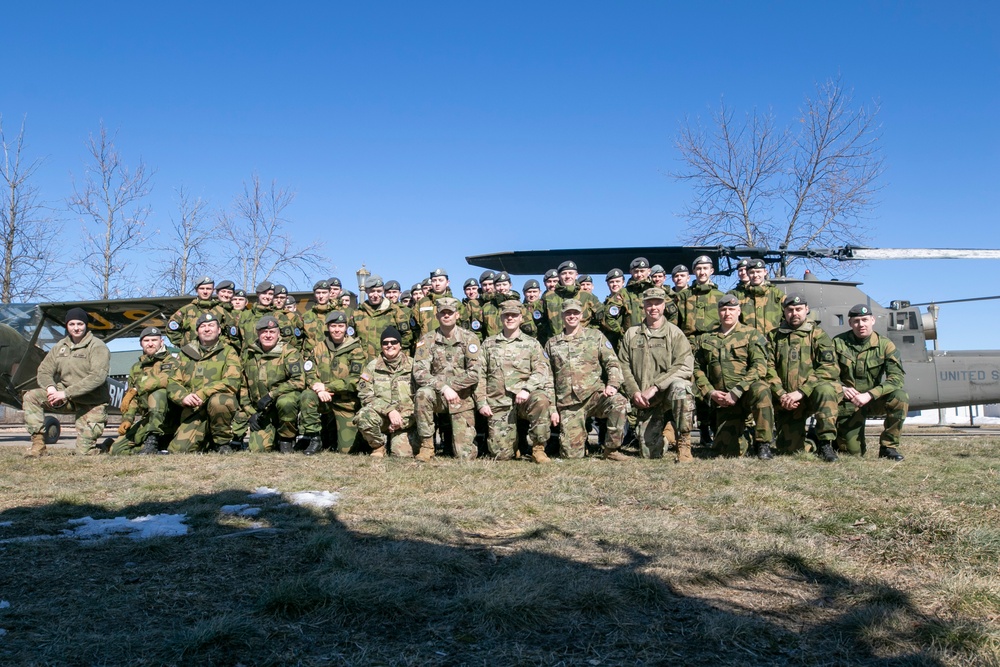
top-left (467, 245), bottom-right (1000, 413)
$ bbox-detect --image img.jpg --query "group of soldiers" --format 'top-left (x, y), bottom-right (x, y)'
top-left (20, 256), bottom-right (909, 463)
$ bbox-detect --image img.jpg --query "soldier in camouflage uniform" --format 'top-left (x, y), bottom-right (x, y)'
top-left (272, 284), bottom-right (306, 350)
top-left (166, 313), bottom-right (242, 453)
top-left (461, 277), bottom-right (486, 339)
top-left (213, 280), bottom-right (243, 347)
top-left (300, 311), bottom-right (366, 454)
top-left (302, 280), bottom-right (336, 349)
top-left (237, 282), bottom-right (278, 351)
top-left (166, 276), bottom-right (227, 347)
top-left (619, 288), bottom-right (695, 461)
top-left (351, 276), bottom-right (414, 362)
top-left (22, 307), bottom-right (110, 457)
top-left (601, 268), bottom-right (633, 352)
top-left (412, 268), bottom-right (464, 339)
top-left (733, 258), bottom-right (750, 291)
top-left (730, 258), bottom-right (785, 335)
top-left (766, 294), bottom-right (842, 461)
top-left (354, 326), bottom-right (417, 457)
top-left (833, 304), bottom-right (908, 461)
top-left (543, 269), bottom-right (559, 295)
top-left (480, 272), bottom-right (523, 338)
top-left (577, 274), bottom-right (594, 292)
top-left (537, 260), bottom-right (604, 345)
top-left (110, 327), bottom-right (179, 456)
top-left (650, 265), bottom-right (666, 288)
top-left (412, 297), bottom-right (482, 461)
top-left (671, 265), bottom-right (690, 293)
top-left (231, 289), bottom-right (248, 313)
top-left (547, 299), bottom-right (630, 460)
top-left (692, 295), bottom-right (774, 458)
top-left (241, 315), bottom-right (306, 453)
top-left (384, 280), bottom-right (403, 304)
top-left (475, 301), bottom-right (555, 462)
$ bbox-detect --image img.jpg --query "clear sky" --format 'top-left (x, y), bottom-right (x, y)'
top-left (3, 1), bottom-right (998, 348)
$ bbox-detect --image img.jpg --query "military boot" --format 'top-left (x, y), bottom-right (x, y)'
top-left (303, 434), bottom-right (323, 456)
top-left (602, 448), bottom-right (629, 462)
top-left (818, 440), bottom-right (839, 462)
top-left (24, 433), bottom-right (46, 458)
top-left (757, 441), bottom-right (774, 460)
top-left (138, 435), bottom-right (160, 456)
top-left (415, 437), bottom-right (435, 462)
top-left (369, 445), bottom-right (386, 458)
top-left (277, 438), bottom-right (296, 454)
top-left (878, 446), bottom-right (904, 462)
top-left (675, 432), bottom-right (693, 463)
top-left (531, 444), bottom-right (551, 464)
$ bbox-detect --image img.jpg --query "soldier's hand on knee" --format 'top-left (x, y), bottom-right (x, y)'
top-left (479, 405), bottom-right (493, 418)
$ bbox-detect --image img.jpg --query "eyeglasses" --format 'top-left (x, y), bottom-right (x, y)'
top-left (382, 340), bottom-right (400, 347)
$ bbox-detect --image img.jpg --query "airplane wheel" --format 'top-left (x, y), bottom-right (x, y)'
top-left (43, 416), bottom-right (61, 444)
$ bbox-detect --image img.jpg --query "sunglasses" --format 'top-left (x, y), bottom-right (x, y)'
top-left (381, 340), bottom-right (401, 347)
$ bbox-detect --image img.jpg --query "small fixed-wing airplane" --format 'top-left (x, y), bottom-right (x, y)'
top-left (467, 245), bottom-right (1000, 413)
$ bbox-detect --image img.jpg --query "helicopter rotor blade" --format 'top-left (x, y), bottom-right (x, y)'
top-left (842, 248), bottom-right (1000, 261)
top-left (909, 295), bottom-right (1000, 307)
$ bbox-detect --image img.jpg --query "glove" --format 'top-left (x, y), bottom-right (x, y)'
top-left (248, 412), bottom-right (263, 432)
top-left (117, 420), bottom-right (132, 436)
top-left (256, 394), bottom-right (274, 413)
top-left (120, 387), bottom-right (138, 415)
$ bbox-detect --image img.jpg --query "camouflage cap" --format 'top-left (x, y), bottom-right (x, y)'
top-left (783, 293), bottom-right (808, 308)
top-left (196, 312), bottom-right (219, 328)
top-left (233, 289), bottom-right (247, 298)
top-left (523, 278), bottom-right (540, 291)
top-left (671, 264), bottom-right (688, 276)
top-left (562, 298), bottom-right (583, 313)
top-left (650, 264), bottom-right (665, 275)
top-left (577, 274), bottom-right (593, 284)
top-left (255, 315), bottom-right (279, 331)
top-left (692, 255), bottom-right (713, 267)
top-left (313, 280), bottom-right (331, 291)
top-left (463, 278), bottom-right (479, 289)
top-left (274, 284), bottom-right (288, 295)
top-left (479, 270), bottom-right (496, 283)
top-left (139, 326), bottom-right (163, 340)
top-left (255, 280), bottom-right (274, 294)
top-left (194, 275), bottom-right (214, 288)
top-left (429, 268), bottom-right (448, 278)
top-left (642, 287), bottom-right (668, 301)
top-left (364, 275), bottom-right (384, 290)
top-left (748, 259), bottom-right (766, 270)
top-left (325, 311), bottom-right (348, 325)
top-left (215, 280), bottom-right (235, 291)
top-left (500, 300), bottom-right (522, 316)
top-left (544, 269), bottom-right (559, 280)
top-left (848, 303), bottom-right (873, 318)
top-left (629, 257), bottom-right (649, 270)
top-left (494, 271), bottom-right (511, 283)
top-left (435, 297), bottom-right (460, 313)
top-left (557, 260), bottom-right (577, 273)
top-left (717, 294), bottom-right (741, 309)
top-left (606, 268), bottom-right (625, 281)
top-left (385, 280), bottom-right (401, 291)
top-left (328, 277), bottom-right (342, 287)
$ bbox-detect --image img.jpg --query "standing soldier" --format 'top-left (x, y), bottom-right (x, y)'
top-left (481, 272), bottom-right (522, 338)
top-left (618, 288), bottom-right (694, 461)
top-left (412, 268), bottom-right (461, 339)
top-left (214, 280), bottom-right (242, 347)
top-left (241, 315), bottom-right (306, 453)
top-left (167, 276), bottom-right (226, 347)
top-left (650, 265), bottom-right (667, 288)
top-left (732, 259), bottom-right (751, 292)
top-left (111, 326), bottom-right (179, 456)
top-left (462, 277), bottom-right (487, 339)
top-left (522, 279), bottom-right (541, 306)
top-left (354, 326), bottom-right (417, 457)
top-left (238, 282), bottom-right (279, 350)
top-left (833, 304), bottom-right (908, 461)
top-left (273, 284), bottom-right (305, 350)
top-left (543, 269), bottom-right (559, 295)
top-left (577, 274), bottom-right (594, 292)
top-left (302, 280), bottom-right (336, 349)
top-left (231, 289), bottom-right (248, 314)
top-left (766, 294), bottom-right (841, 461)
top-left (601, 268), bottom-right (633, 351)
top-left (166, 313), bottom-right (242, 453)
top-left (351, 275), bottom-right (413, 362)
top-left (692, 295), bottom-right (774, 458)
top-left (384, 280), bottom-right (403, 304)
top-left (671, 265), bottom-right (690, 293)
top-left (475, 301), bottom-right (554, 462)
top-left (299, 311), bottom-right (366, 454)
top-left (538, 261), bottom-right (604, 344)
top-left (412, 297), bottom-right (482, 462)
top-left (731, 259), bottom-right (785, 335)
top-left (22, 307), bottom-right (110, 457)
top-left (547, 299), bottom-right (630, 461)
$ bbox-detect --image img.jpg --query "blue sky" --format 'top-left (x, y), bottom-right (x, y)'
top-left (3, 1), bottom-right (998, 348)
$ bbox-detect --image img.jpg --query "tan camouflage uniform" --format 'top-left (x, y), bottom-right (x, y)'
top-left (355, 354), bottom-right (417, 456)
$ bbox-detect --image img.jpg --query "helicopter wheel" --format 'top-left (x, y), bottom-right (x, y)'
top-left (42, 416), bottom-right (61, 444)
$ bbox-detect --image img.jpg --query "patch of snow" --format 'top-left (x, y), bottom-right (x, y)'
top-left (220, 504), bottom-right (262, 517)
top-left (249, 486), bottom-right (281, 498)
top-left (63, 514), bottom-right (189, 540)
top-left (287, 491), bottom-right (340, 509)
top-left (0, 522), bottom-right (13, 528)
top-left (0, 601), bottom-right (9, 609)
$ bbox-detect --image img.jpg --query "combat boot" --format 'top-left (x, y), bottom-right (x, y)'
top-left (878, 446), bottom-right (904, 462)
top-left (303, 434), bottom-right (323, 456)
top-left (415, 437), bottom-right (435, 462)
top-left (277, 438), bottom-right (296, 454)
top-left (531, 444), bottom-right (551, 464)
top-left (602, 448), bottom-right (629, 462)
top-left (24, 433), bottom-right (46, 458)
top-left (757, 441), bottom-right (774, 460)
top-left (138, 435), bottom-right (160, 456)
top-left (818, 440), bottom-right (839, 462)
top-left (675, 432), bottom-right (693, 463)
top-left (369, 445), bottom-right (386, 458)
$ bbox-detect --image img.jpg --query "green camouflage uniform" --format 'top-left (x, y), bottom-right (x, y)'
top-left (300, 336), bottom-right (366, 453)
top-left (241, 340), bottom-right (305, 452)
top-left (462, 297), bottom-right (486, 340)
top-left (618, 321), bottom-right (694, 459)
top-left (692, 323), bottom-right (774, 456)
top-left (730, 283), bottom-right (785, 335)
top-left (766, 320), bottom-right (842, 453)
top-left (216, 301), bottom-right (243, 347)
top-left (411, 290), bottom-right (463, 339)
top-left (481, 290), bottom-right (522, 338)
top-left (24, 331), bottom-right (110, 454)
top-left (110, 348), bottom-right (180, 455)
top-left (274, 308), bottom-right (306, 351)
top-left (166, 298), bottom-right (227, 347)
top-left (302, 302), bottom-right (336, 350)
top-left (677, 282), bottom-right (725, 338)
top-left (351, 300), bottom-right (414, 363)
top-left (833, 330), bottom-right (908, 455)
top-left (355, 354), bottom-right (417, 456)
top-left (628, 278), bottom-right (679, 326)
top-left (546, 328), bottom-right (629, 458)
top-left (601, 291), bottom-right (634, 352)
top-left (474, 330), bottom-right (554, 460)
top-left (538, 285), bottom-right (604, 345)
top-left (412, 327), bottom-right (482, 460)
top-left (166, 339), bottom-right (242, 453)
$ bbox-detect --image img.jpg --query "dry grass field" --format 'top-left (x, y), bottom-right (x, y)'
top-left (0, 433), bottom-right (997, 666)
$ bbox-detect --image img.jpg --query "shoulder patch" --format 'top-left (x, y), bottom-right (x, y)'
top-left (533, 310), bottom-right (542, 320)
top-left (410, 317), bottom-right (417, 328)
top-left (416, 340), bottom-right (425, 348)
top-left (821, 350), bottom-right (835, 363)
top-left (347, 326), bottom-right (355, 337)
top-left (350, 362), bottom-right (363, 374)
top-left (293, 327), bottom-right (302, 338)
top-left (168, 320), bottom-right (180, 331)
top-left (229, 326), bottom-right (238, 337)
top-left (471, 320), bottom-right (481, 330)
top-left (360, 372), bottom-right (372, 382)
top-left (303, 360), bottom-right (314, 371)
top-left (608, 305), bottom-right (620, 317)
top-left (399, 322), bottom-right (410, 331)
top-left (468, 343), bottom-right (479, 354)
top-left (288, 362), bottom-right (301, 375)
top-left (605, 340), bottom-right (613, 350)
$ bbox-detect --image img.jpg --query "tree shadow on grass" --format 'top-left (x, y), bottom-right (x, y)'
top-left (0, 491), bottom-right (973, 666)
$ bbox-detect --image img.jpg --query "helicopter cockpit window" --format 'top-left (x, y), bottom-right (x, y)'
top-left (890, 312), bottom-right (919, 331)
top-left (836, 314), bottom-right (844, 326)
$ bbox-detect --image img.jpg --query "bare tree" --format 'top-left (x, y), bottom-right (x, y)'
top-left (68, 122), bottom-right (154, 299)
top-left (674, 77), bottom-right (884, 273)
top-left (0, 116), bottom-right (62, 303)
top-left (219, 173), bottom-right (325, 290)
top-left (155, 187), bottom-right (218, 295)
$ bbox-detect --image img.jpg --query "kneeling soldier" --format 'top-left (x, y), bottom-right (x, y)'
top-left (241, 315), bottom-right (305, 453)
top-left (354, 326), bottom-right (417, 457)
top-left (692, 295), bottom-right (774, 458)
top-left (475, 300), bottom-right (554, 462)
top-left (834, 304), bottom-right (908, 461)
top-left (111, 327), bottom-right (179, 455)
top-left (166, 313), bottom-right (242, 453)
